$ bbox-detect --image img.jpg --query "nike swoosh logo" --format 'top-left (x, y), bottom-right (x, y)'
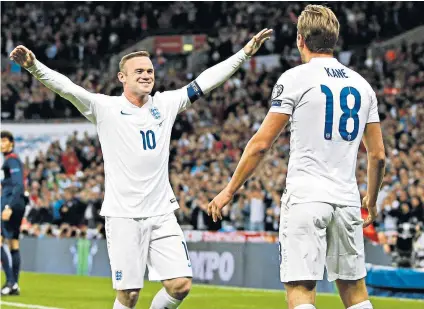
top-left (120, 110), bottom-right (132, 115)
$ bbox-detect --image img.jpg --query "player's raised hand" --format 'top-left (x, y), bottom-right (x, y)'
top-left (362, 195), bottom-right (377, 228)
top-left (9, 45), bottom-right (36, 69)
top-left (243, 28), bottom-right (273, 57)
top-left (207, 188), bottom-right (234, 222)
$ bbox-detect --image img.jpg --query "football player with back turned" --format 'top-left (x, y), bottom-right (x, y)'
top-left (208, 5), bottom-right (385, 309)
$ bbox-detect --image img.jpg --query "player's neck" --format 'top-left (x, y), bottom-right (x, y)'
top-left (124, 90), bottom-right (149, 108)
top-left (2, 150), bottom-right (13, 156)
top-left (304, 52), bottom-right (333, 63)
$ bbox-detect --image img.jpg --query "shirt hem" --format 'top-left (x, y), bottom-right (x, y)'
top-left (99, 205), bottom-right (179, 219)
top-left (283, 196), bottom-right (361, 207)
top-left (269, 107), bottom-right (292, 115)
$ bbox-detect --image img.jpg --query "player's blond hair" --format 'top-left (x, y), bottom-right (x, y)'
top-left (297, 5), bottom-right (340, 54)
top-left (119, 51), bottom-right (151, 72)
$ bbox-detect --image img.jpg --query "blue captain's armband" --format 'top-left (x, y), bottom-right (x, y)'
top-left (187, 81), bottom-right (204, 103)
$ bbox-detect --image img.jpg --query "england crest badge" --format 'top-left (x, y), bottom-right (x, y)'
top-left (115, 270), bottom-right (123, 281)
top-left (150, 107), bottom-right (161, 120)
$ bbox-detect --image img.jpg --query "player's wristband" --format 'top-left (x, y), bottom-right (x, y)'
top-left (187, 80), bottom-right (204, 103)
top-left (4, 205), bottom-right (10, 209)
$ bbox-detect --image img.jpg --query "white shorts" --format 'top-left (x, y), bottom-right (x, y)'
top-left (105, 212), bottom-right (193, 290)
top-left (279, 196), bottom-right (366, 283)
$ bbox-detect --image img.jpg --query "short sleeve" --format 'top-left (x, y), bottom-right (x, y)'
top-left (367, 90), bottom-right (380, 123)
top-left (268, 72), bottom-right (297, 115)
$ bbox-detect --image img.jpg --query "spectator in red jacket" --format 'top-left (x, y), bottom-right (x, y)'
top-left (61, 146), bottom-right (81, 175)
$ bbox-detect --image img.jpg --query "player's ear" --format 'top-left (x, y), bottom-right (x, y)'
top-left (117, 71), bottom-right (125, 83)
top-left (297, 33), bottom-right (304, 49)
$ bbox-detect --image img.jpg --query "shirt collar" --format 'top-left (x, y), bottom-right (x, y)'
top-left (121, 93), bottom-right (151, 109)
top-left (308, 57), bottom-right (339, 64)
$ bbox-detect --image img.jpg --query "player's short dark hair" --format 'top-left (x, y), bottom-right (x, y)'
top-left (1, 130), bottom-right (14, 143)
top-left (298, 5), bottom-right (340, 54)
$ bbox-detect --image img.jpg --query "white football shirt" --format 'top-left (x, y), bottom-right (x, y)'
top-left (269, 57), bottom-right (380, 207)
top-left (79, 89), bottom-right (191, 217)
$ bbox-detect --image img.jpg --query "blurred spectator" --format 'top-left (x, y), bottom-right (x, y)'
top-left (61, 146), bottom-right (82, 175)
top-left (27, 199), bottom-right (53, 225)
top-left (59, 188), bottom-right (86, 227)
top-left (230, 194), bottom-right (248, 231)
top-left (2, 2), bottom-right (423, 120)
top-left (245, 182), bottom-right (266, 231)
top-left (190, 193), bottom-right (221, 231)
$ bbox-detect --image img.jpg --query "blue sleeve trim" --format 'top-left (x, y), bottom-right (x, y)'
top-left (187, 81), bottom-right (204, 103)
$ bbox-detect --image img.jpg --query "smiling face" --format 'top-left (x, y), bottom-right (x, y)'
top-left (118, 55), bottom-right (155, 97)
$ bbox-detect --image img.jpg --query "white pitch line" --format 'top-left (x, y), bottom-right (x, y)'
top-left (0, 301), bottom-right (65, 309)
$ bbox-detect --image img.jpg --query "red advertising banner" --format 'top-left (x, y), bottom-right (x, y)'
top-left (154, 35), bottom-right (207, 54)
top-left (193, 35), bottom-right (207, 50)
top-left (183, 231), bottom-right (279, 243)
top-left (154, 36), bottom-right (182, 53)
top-left (184, 228), bottom-right (378, 244)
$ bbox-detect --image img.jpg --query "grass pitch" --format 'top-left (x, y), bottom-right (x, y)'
top-left (1, 272), bottom-right (422, 309)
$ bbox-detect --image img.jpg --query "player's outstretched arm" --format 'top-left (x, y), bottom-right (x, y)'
top-left (362, 123), bottom-right (386, 227)
top-left (186, 29), bottom-right (273, 103)
top-left (207, 112), bottom-right (289, 222)
top-left (9, 45), bottom-right (97, 123)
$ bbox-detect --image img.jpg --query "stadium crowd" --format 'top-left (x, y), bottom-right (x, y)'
top-left (2, 2), bottom-right (420, 63)
top-left (1, 2), bottom-right (423, 267)
top-left (2, 2), bottom-right (423, 119)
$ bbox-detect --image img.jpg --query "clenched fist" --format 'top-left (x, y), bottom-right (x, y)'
top-left (9, 45), bottom-right (36, 69)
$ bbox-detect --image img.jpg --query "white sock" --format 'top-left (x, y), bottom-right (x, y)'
top-left (347, 300), bottom-right (373, 309)
top-left (150, 287), bottom-right (182, 309)
top-left (294, 305), bottom-right (316, 309)
top-left (113, 298), bottom-right (133, 309)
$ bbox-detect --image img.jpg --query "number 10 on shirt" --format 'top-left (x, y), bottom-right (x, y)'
top-left (140, 130), bottom-right (156, 150)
